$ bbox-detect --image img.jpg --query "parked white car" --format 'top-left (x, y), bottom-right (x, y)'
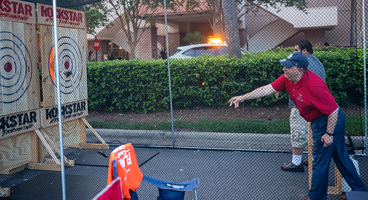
top-left (169, 43), bottom-right (247, 59)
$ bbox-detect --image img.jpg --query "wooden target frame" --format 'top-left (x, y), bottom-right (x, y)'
top-left (0, 1), bottom-right (38, 197)
top-left (29, 3), bottom-right (108, 172)
top-left (0, 3), bottom-right (107, 194)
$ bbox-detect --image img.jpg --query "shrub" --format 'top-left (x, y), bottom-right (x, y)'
top-left (86, 47), bottom-right (366, 112)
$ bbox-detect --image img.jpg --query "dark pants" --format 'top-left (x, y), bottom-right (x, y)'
top-left (308, 108), bottom-right (366, 200)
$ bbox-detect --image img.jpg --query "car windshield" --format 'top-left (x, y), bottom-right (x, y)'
top-left (183, 46), bottom-right (228, 57)
top-left (172, 49), bottom-right (182, 56)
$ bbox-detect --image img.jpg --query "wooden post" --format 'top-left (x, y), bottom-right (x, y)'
top-left (308, 122), bottom-right (313, 189)
top-left (79, 118), bottom-right (109, 149)
top-left (0, 187), bottom-right (10, 198)
top-left (35, 129), bottom-right (60, 165)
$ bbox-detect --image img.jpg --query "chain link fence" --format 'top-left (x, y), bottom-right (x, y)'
top-left (0, 0), bottom-right (367, 199)
top-left (85, 0), bottom-right (368, 198)
top-left (87, 0), bottom-right (368, 152)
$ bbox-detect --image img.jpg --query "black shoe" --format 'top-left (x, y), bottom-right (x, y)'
top-left (301, 160), bottom-right (309, 167)
top-left (281, 162), bottom-right (304, 172)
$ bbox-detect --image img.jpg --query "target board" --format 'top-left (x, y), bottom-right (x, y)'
top-left (38, 3), bottom-right (87, 108)
top-left (39, 26), bottom-right (87, 107)
top-left (0, 21), bottom-right (39, 116)
top-left (0, 1), bottom-right (40, 138)
top-left (0, 0), bottom-right (39, 173)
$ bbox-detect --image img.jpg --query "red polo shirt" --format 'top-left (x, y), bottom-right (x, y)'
top-left (271, 70), bottom-right (338, 122)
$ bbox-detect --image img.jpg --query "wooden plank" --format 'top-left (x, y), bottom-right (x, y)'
top-left (37, 4), bottom-right (85, 29)
top-left (78, 118), bottom-right (86, 144)
top-left (13, 22), bottom-right (28, 113)
top-left (40, 119), bottom-right (86, 158)
top-left (39, 25), bottom-right (55, 108)
top-left (0, 132), bottom-right (34, 173)
top-left (0, 109), bottom-right (40, 140)
top-left (82, 118), bottom-right (107, 145)
top-left (75, 28), bottom-right (88, 100)
top-left (0, 187), bottom-right (10, 197)
top-left (40, 99), bottom-right (88, 128)
top-left (0, 1), bottom-right (36, 24)
top-left (0, 20), bottom-right (14, 115)
top-left (334, 166), bottom-right (342, 194)
top-left (30, 130), bottom-right (40, 162)
top-left (27, 162), bottom-right (61, 171)
top-left (44, 158), bottom-right (75, 167)
top-left (23, 23), bottom-right (41, 111)
top-left (76, 143), bottom-right (109, 150)
top-left (57, 28), bottom-right (87, 104)
top-left (35, 129), bottom-right (60, 165)
top-left (328, 186), bottom-right (342, 195)
top-left (308, 122), bottom-right (313, 189)
top-left (42, 131), bottom-right (73, 165)
top-left (57, 27), bottom-right (72, 104)
top-left (1, 164), bottom-right (26, 175)
top-left (0, 21), bottom-right (39, 116)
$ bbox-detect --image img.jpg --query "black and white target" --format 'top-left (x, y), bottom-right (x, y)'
top-left (49, 36), bottom-right (84, 95)
top-left (0, 31), bottom-right (33, 104)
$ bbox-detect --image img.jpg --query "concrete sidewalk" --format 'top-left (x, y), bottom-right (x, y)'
top-left (87, 129), bottom-right (366, 153)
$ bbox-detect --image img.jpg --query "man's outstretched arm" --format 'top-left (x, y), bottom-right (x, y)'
top-left (228, 84), bottom-right (277, 108)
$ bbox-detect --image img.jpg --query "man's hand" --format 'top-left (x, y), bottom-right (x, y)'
top-left (275, 92), bottom-right (280, 99)
top-left (228, 84), bottom-right (277, 108)
top-left (321, 134), bottom-right (333, 147)
top-left (228, 96), bottom-right (243, 108)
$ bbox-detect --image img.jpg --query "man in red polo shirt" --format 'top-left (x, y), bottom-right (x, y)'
top-left (228, 52), bottom-right (366, 200)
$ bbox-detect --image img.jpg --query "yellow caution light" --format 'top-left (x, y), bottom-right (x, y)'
top-left (208, 38), bottom-right (223, 44)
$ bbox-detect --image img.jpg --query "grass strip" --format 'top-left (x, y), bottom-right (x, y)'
top-left (88, 115), bottom-right (366, 136)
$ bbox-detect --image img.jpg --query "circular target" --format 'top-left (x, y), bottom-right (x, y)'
top-left (0, 31), bottom-right (33, 104)
top-left (48, 36), bottom-right (84, 95)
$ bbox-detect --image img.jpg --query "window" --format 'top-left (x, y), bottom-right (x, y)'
top-left (108, 41), bottom-right (130, 60)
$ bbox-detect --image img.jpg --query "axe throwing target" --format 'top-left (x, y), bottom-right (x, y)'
top-left (0, 31), bottom-right (33, 104)
top-left (48, 36), bottom-right (84, 95)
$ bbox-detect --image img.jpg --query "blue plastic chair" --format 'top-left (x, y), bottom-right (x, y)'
top-left (345, 191), bottom-right (368, 200)
top-left (142, 175), bottom-right (199, 200)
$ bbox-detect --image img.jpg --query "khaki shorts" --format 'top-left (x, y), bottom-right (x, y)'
top-left (290, 107), bottom-right (308, 148)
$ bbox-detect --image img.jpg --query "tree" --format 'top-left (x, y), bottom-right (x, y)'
top-left (84, 2), bottom-right (111, 35)
top-left (223, 0), bottom-right (241, 58)
top-left (101, 0), bottom-right (178, 59)
top-left (183, 31), bottom-right (204, 44)
top-left (186, 0), bottom-right (307, 58)
top-left (73, 3), bottom-right (111, 35)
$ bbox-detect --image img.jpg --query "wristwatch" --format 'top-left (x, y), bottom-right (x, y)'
top-left (326, 132), bottom-right (334, 136)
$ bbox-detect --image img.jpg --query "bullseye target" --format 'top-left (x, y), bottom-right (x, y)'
top-left (48, 36), bottom-right (84, 95)
top-left (0, 31), bottom-right (33, 104)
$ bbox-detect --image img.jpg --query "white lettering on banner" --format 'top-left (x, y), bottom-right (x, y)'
top-left (118, 152), bottom-right (132, 168)
top-left (117, 149), bottom-right (130, 158)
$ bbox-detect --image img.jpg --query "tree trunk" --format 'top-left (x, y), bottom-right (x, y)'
top-left (222, 0), bottom-right (241, 58)
top-left (128, 41), bottom-right (138, 59)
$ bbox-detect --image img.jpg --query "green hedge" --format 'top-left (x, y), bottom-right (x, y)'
top-left (87, 47), bottom-right (366, 113)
